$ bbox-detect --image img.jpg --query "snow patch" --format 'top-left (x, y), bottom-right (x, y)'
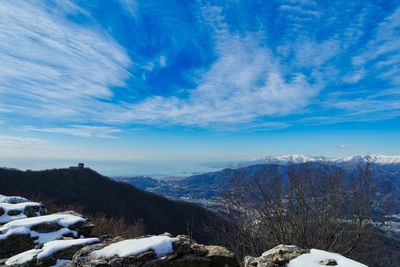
top-left (5, 238), bottom-right (99, 266)
top-left (92, 235), bottom-right (179, 258)
top-left (0, 201), bottom-right (43, 224)
top-left (287, 249), bottom-right (367, 267)
top-left (50, 259), bottom-right (71, 267)
top-left (0, 195), bottom-right (29, 204)
top-left (0, 213), bottom-right (85, 243)
top-left (4, 249), bottom-right (39, 265)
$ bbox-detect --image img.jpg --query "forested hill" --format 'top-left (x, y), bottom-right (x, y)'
top-left (0, 167), bottom-right (218, 243)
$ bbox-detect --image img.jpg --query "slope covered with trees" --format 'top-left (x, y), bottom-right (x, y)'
top-left (0, 167), bottom-right (218, 243)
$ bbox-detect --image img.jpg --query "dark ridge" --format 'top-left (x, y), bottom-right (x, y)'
top-left (0, 167), bottom-right (218, 243)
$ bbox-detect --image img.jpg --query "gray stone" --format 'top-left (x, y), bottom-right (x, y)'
top-left (72, 235), bottom-right (238, 267)
top-left (244, 245), bottom-right (309, 267)
top-left (320, 259), bottom-right (338, 266)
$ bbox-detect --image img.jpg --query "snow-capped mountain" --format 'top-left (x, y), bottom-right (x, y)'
top-left (334, 154), bottom-right (400, 164)
top-left (245, 154), bottom-right (400, 166)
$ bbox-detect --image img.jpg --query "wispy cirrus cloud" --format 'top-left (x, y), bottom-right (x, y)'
top-left (338, 144), bottom-right (348, 150)
top-left (110, 2), bottom-right (327, 127)
top-left (0, 1), bottom-right (131, 121)
top-left (21, 125), bottom-right (121, 139)
top-left (0, 135), bottom-right (47, 147)
top-left (0, 0), bottom-right (399, 132)
top-left (116, 34), bottom-right (321, 126)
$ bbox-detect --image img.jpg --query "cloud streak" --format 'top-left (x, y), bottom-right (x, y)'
top-left (0, 1), bottom-right (131, 121)
top-left (0, 135), bottom-right (47, 147)
top-left (0, 0), bottom-right (399, 132)
top-left (22, 126), bottom-right (121, 139)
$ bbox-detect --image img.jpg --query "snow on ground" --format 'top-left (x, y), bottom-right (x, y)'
top-left (32, 228), bottom-right (79, 244)
top-left (0, 214), bottom-right (85, 243)
top-left (5, 238), bottom-right (99, 266)
top-left (0, 201), bottom-right (43, 224)
top-left (287, 249), bottom-right (367, 267)
top-left (0, 195), bottom-right (29, 204)
top-left (91, 235), bottom-right (179, 258)
top-left (3, 249), bottom-right (40, 266)
top-left (50, 259), bottom-right (71, 267)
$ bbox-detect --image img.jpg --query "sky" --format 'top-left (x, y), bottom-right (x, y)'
top-left (0, 0), bottom-right (399, 176)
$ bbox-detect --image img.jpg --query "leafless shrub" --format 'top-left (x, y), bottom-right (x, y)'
top-left (29, 195), bottom-right (145, 239)
top-left (211, 162), bottom-right (390, 261)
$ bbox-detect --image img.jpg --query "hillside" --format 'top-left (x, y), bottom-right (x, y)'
top-left (0, 167), bottom-right (219, 243)
top-left (0, 194), bottom-right (367, 267)
top-left (119, 161), bottom-right (400, 211)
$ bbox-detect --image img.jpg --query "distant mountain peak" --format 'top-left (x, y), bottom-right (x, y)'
top-left (335, 154), bottom-right (400, 164)
top-left (246, 154), bottom-right (400, 166)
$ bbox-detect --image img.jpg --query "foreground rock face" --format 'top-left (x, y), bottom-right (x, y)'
top-left (5, 238), bottom-right (100, 267)
top-left (0, 211), bottom-right (94, 258)
top-left (72, 234), bottom-right (238, 267)
top-left (244, 245), bottom-right (309, 267)
top-left (244, 245), bottom-right (367, 267)
top-left (0, 195), bottom-right (46, 225)
top-left (0, 194), bottom-right (366, 267)
top-left (0, 195), bottom-right (238, 267)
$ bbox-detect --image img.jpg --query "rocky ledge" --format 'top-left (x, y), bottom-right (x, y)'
top-left (0, 194), bottom-right (367, 267)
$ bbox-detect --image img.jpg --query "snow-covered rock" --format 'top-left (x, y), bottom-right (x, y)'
top-left (287, 249), bottom-right (367, 267)
top-left (0, 211), bottom-right (93, 258)
top-left (72, 234), bottom-right (238, 267)
top-left (5, 238), bottom-right (99, 266)
top-left (0, 195), bottom-right (29, 204)
top-left (244, 244), bottom-right (309, 266)
top-left (244, 245), bottom-right (366, 267)
top-left (0, 199), bottom-right (46, 224)
top-left (91, 235), bottom-right (179, 258)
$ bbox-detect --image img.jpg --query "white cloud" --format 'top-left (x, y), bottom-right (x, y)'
top-left (159, 55), bottom-right (167, 67)
top-left (114, 35), bottom-right (319, 126)
top-left (347, 7), bottom-right (400, 86)
top-left (0, 0), bottom-right (397, 130)
top-left (0, 1), bottom-right (131, 121)
top-left (22, 125), bottom-right (121, 139)
top-left (338, 144), bottom-right (348, 150)
top-left (109, 3), bottom-right (325, 128)
top-left (119, 0), bottom-right (138, 16)
top-left (0, 135), bottom-right (47, 147)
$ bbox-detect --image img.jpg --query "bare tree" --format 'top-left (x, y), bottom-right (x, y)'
top-left (211, 162), bottom-right (390, 261)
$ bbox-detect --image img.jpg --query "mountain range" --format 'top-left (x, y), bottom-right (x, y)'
top-left (239, 154), bottom-right (400, 166)
top-left (116, 154), bottom-right (400, 211)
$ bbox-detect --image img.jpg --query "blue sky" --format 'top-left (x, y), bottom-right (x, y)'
top-left (0, 0), bottom-right (399, 175)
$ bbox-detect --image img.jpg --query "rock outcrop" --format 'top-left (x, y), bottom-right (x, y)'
top-left (5, 238), bottom-right (100, 267)
top-left (244, 245), bottom-right (367, 267)
top-left (0, 195), bottom-right (46, 225)
top-left (244, 244), bottom-right (309, 267)
top-left (0, 194), bottom-right (367, 267)
top-left (0, 210), bottom-right (94, 258)
top-left (0, 195), bottom-right (238, 267)
top-left (72, 234), bottom-right (238, 267)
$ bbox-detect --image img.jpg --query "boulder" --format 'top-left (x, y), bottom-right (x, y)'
top-left (244, 245), bottom-right (309, 267)
top-left (0, 195), bottom-right (47, 225)
top-left (0, 196), bottom-right (29, 204)
top-left (205, 245), bottom-right (237, 267)
top-left (244, 245), bottom-right (367, 267)
top-left (72, 235), bottom-right (238, 267)
top-left (0, 212), bottom-right (93, 258)
top-left (4, 238), bottom-right (99, 267)
top-left (320, 259), bottom-right (338, 266)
